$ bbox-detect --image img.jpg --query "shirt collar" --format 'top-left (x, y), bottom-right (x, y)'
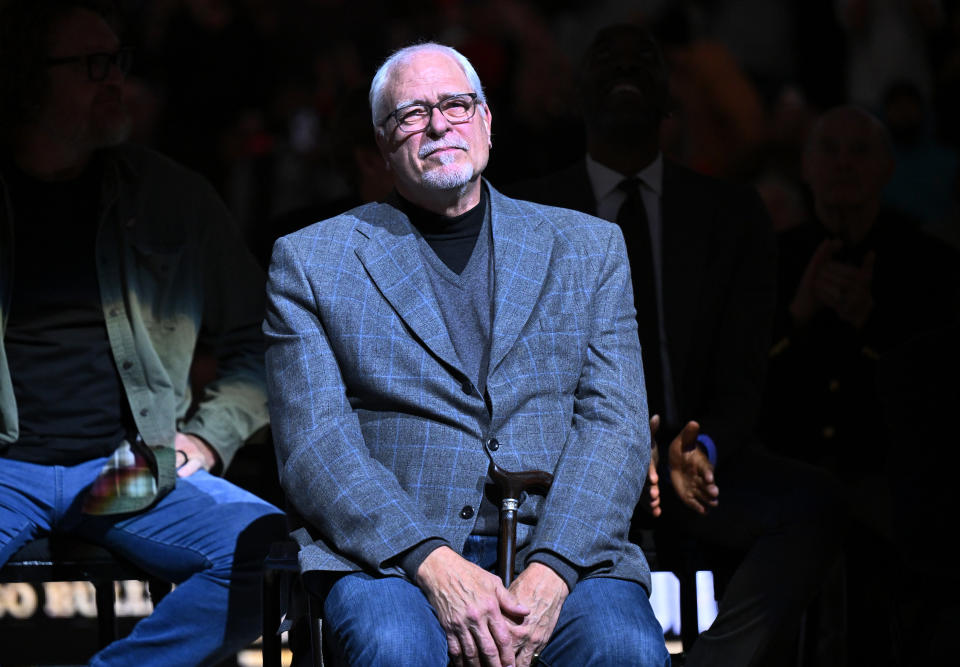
top-left (584, 152), bottom-right (664, 201)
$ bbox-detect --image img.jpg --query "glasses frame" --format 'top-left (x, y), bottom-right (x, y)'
top-left (44, 46), bottom-right (133, 82)
top-left (381, 92), bottom-right (480, 133)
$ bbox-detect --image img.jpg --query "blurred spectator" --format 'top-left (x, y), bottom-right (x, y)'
top-left (698, 0), bottom-right (798, 102)
top-left (761, 105), bottom-right (960, 664)
top-left (881, 79), bottom-right (959, 245)
top-left (653, 5), bottom-right (768, 180)
top-left (754, 85), bottom-right (817, 233)
top-left (145, 0), bottom-right (279, 193)
top-left (839, 0), bottom-right (943, 109)
top-left (250, 85), bottom-right (393, 269)
top-left (930, 0), bottom-right (960, 148)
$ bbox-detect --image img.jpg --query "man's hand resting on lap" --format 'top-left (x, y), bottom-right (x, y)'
top-left (416, 546), bottom-right (530, 667)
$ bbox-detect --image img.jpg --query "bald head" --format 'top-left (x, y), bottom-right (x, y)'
top-left (803, 106), bottom-right (894, 241)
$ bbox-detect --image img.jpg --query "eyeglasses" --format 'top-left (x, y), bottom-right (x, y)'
top-left (44, 47), bottom-right (133, 81)
top-left (381, 93), bottom-right (479, 133)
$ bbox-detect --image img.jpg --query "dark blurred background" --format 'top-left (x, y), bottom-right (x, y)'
top-left (3, 2), bottom-right (958, 662)
top-left (110, 0), bottom-right (960, 256)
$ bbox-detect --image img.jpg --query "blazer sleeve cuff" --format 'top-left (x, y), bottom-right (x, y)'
top-left (527, 551), bottom-right (581, 593)
top-left (398, 538), bottom-right (450, 581)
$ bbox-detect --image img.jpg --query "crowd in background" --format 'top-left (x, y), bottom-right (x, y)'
top-left (80, 1), bottom-right (960, 663)
top-left (112, 0), bottom-right (959, 255)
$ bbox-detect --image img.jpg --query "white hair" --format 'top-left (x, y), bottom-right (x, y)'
top-left (368, 42), bottom-right (486, 130)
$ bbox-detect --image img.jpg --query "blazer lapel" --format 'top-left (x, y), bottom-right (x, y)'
top-left (354, 203), bottom-right (461, 372)
top-left (488, 186), bottom-right (554, 374)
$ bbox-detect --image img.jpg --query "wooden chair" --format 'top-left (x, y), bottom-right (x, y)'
top-left (261, 539), bottom-right (329, 667)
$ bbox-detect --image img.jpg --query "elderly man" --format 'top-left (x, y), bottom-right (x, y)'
top-left (761, 105), bottom-right (960, 664)
top-left (264, 43), bottom-right (669, 667)
top-left (0, 1), bottom-right (285, 664)
top-left (764, 104), bottom-right (959, 493)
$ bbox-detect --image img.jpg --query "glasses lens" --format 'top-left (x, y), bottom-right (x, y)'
top-left (439, 95), bottom-right (475, 121)
top-left (396, 105), bottom-right (429, 131)
top-left (392, 95), bottom-right (477, 132)
top-left (88, 53), bottom-right (111, 81)
top-left (86, 50), bottom-right (132, 81)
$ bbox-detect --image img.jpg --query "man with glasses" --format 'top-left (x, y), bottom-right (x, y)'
top-left (265, 42), bottom-right (669, 667)
top-left (0, 1), bottom-right (285, 664)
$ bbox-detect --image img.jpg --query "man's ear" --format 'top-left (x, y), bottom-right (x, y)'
top-left (373, 128), bottom-right (392, 170)
top-left (481, 103), bottom-right (493, 148)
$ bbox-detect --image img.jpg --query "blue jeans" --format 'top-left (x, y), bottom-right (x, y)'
top-left (318, 536), bottom-right (671, 666)
top-left (0, 456), bottom-right (286, 666)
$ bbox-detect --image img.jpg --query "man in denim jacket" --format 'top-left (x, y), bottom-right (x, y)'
top-left (0, 1), bottom-right (285, 664)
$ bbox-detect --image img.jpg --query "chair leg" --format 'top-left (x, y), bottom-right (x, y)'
top-left (679, 568), bottom-right (699, 653)
top-left (93, 579), bottom-right (119, 649)
top-left (262, 568), bottom-right (283, 667)
top-left (306, 593), bottom-right (324, 667)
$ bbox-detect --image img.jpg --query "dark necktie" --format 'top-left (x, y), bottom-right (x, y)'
top-left (615, 177), bottom-right (664, 416)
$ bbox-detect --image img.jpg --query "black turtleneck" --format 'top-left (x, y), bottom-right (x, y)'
top-left (396, 186), bottom-right (488, 275)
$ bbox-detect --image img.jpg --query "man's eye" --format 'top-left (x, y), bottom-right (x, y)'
top-left (441, 99), bottom-right (471, 116)
top-left (398, 107), bottom-right (428, 122)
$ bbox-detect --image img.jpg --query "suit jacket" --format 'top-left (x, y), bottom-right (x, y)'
top-left (510, 159), bottom-right (775, 464)
top-left (264, 182), bottom-right (652, 590)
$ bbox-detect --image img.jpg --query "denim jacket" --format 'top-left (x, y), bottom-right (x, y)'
top-left (0, 145), bottom-right (269, 514)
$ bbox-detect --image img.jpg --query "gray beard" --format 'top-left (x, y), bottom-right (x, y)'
top-left (421, 162), bottom-right (475, 190)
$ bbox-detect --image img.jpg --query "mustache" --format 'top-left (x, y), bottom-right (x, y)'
top-left (418, 137), bottom-right (469, 159)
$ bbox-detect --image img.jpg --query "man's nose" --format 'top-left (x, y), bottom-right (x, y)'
top-left (425, 106), bottom-right (452, 135)
top-left (102, 60), bottom-right (125, 85)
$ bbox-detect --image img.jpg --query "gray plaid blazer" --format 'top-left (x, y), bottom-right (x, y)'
top-left (264, 182), bottom-right (652, 591)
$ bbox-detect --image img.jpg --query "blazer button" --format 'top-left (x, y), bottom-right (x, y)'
top-left (461, 380), bottom-right (474, 395)
top-left (487, 438), bottom-right (500, 451)
top-left (459, 505), bottom-right (474, 519)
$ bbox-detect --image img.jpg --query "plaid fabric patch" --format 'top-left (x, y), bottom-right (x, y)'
top-left (81, 440), bottom-right (158, 515)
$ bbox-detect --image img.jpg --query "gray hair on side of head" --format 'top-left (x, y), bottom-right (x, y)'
top-left (368, 42), bottom-right (486, 131)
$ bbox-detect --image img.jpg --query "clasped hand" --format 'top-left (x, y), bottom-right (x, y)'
top-left (417, 547), bottom-right (568, 667)
top-left (790, 239), bottom-right (875, 329)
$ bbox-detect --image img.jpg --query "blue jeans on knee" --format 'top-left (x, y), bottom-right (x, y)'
top-left (319, 535), bottom-right (670, 666)
top-left (0, 456), bottom-right (287, 667)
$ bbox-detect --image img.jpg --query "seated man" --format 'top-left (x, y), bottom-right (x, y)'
top-left (264, 42), bottom-right (670, 667)
top-left (0, 1), bottom-right (285, 664)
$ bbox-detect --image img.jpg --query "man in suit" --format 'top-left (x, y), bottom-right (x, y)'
top-left (511, 24), bottom-right (842, 666)
top-left (264, 43), bottom-right (670, 667)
